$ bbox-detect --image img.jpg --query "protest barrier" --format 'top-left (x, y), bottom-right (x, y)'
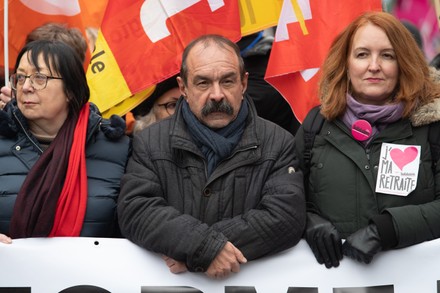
top-left (1, 238), bottom-right (439, 292)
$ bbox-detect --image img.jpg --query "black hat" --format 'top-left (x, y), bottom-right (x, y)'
top-left (132, 75), bottom-right (179, 116)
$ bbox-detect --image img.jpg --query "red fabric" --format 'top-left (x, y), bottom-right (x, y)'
top-left (0, 1), bottom-right (107, 71)
top-left (79, 0), bottom-right (108, 28)
top-left (9, 103), bottom-right (90, 238)
top-left (99, 0), bottom-right (241, 93)
top-left (49, 103), bottom-right (90, 237)
top-left (265, 0), bottom-right (382, 123)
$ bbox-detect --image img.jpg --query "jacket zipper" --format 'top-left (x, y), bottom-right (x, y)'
top-left (365, 147), bottom-right (371, 162)
top-left (13, 111), bottom-right (44, 154)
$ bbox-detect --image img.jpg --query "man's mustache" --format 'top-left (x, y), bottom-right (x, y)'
top-left (202, 99), bottom-right (233, 117)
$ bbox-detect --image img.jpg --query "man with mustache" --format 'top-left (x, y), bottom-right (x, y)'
top-left (117, 34), bottom-right (306, 279)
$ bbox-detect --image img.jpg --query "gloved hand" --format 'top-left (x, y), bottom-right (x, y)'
top-left (305, 212), bottom-right (343, 268)
top-left (342, 224), bottom-right (382, 264)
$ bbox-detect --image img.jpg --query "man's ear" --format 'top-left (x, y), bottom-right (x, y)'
top-left (241, 72), bottom-right (249, 94)
top-left (176, 76), bottom-right (186, 98)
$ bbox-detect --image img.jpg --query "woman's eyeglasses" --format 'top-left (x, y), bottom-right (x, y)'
top-left (10, 73), bottom-right (63, 91)
top-left (157, 101), bottom-right (177, 115)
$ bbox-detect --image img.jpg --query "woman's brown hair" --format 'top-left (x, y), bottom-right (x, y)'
top-left (319, 11), bottom-right (439, 120)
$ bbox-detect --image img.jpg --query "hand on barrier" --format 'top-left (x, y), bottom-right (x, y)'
top-left (161, 255), bottom-right (188, 274)
top-left (342, 224), bottom-right (382, 264)
top-left (305, 212), bottom-right (343, 268)
top-left (206, 241), bottom-right (247, 279)
top-left (0, 233), bottom-right (12, 244)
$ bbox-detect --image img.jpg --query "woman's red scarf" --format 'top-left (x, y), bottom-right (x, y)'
top-left (9, 103), bottom-right (90, 238)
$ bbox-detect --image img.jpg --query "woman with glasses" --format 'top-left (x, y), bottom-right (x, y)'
top-left (0, 22), bottom-right (88, 111)
top-left (0, 40), bottom-right (130, 243)
top-left (131, 75), bottom-right (180, 134)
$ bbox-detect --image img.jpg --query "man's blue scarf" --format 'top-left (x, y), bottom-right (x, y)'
top-left (182, 99), bottom-right (248, 177)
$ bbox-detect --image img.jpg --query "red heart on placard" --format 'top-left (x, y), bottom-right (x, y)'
top-left (390, 147), bottom-right (418, 170)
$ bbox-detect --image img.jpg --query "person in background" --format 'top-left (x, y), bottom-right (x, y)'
top-left (0, 22), bottom-right (88, 110)
top-left (131, 75), bottom-right (180, 133)
top-left (0, 40), bottom-right (130, 243)
top-left (117, 34), bottom-right (306, 279)
top-left (296, 11), bottom-right (440, 268)
top-left (401, 20), bottom-right (424, 54)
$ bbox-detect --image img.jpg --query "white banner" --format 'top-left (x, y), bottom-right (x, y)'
top-left (0, 238), bottom-right (439, 293)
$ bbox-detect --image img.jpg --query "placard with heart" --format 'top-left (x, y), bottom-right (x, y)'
top-left (375, 143), bottom-right (421, 196)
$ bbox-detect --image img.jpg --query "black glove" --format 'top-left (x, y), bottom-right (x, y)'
top-left (305, 212), bottom-right (343, 268)
top-left (342, 224), bottom-right (382, 264)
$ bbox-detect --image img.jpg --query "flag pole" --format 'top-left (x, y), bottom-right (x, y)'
top-left (3, 0), bottom-right (8, 86)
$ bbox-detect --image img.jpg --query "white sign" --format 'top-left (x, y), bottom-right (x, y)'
top-left (0, 238), bottom-right (439, 293)
top-left (376, 143), bottom-right (421, 196)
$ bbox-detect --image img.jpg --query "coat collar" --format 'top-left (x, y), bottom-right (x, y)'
top-left (170, 95), bottom-right (260, 152)
top-left (0, 101), bottom-right (124, 141)
top-left (410, 97), bottom-right (440, 127)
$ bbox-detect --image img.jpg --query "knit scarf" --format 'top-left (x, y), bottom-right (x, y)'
top-left (342, 94), bottom-right (405, 145)
top-left (182, 100), bottom-right (248, 177)
top-left (9, 103), bottom-right (90, 238)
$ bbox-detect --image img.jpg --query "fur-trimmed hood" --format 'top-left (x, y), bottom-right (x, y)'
top-left (410, 67), bottom-right (440, 127)
top-left (410, 97), bottom-right (440, 127)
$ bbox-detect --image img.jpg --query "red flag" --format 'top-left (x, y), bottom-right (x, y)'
top-left (78, 0), bottom-right (108, 29)
top-left (265, 0), bottom-right (382, 123)
top-left (0, 0), bottom-right (105, 72)
top-left (87, 0), bottom-right (241, 116)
